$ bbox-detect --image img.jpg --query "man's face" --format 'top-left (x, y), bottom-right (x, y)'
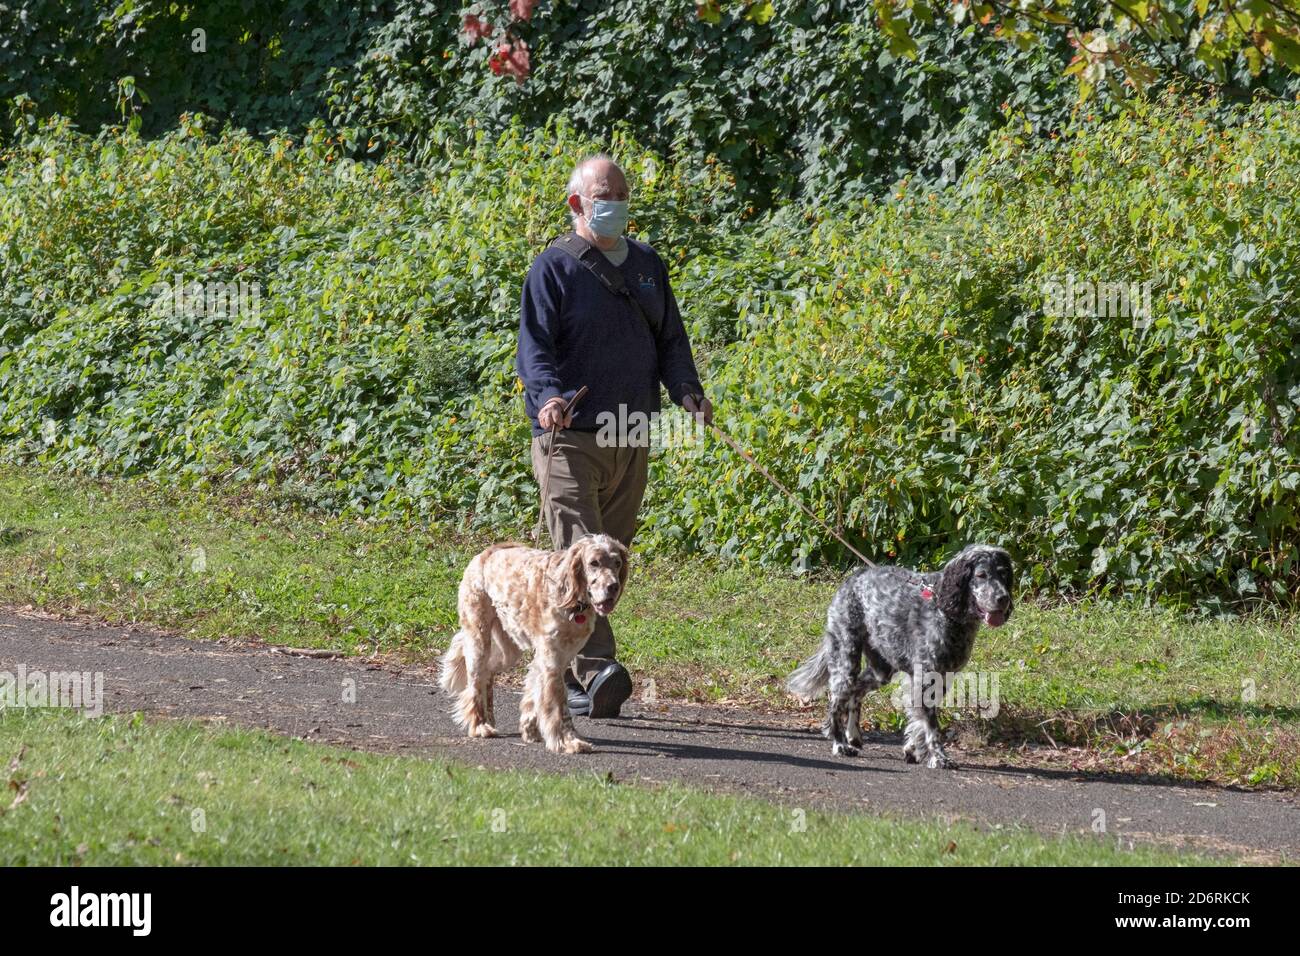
top-left (570, 161), bottom-right (629, 223)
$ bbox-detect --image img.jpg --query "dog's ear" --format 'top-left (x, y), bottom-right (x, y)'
top-left (556, 539), bottom-right (588, 610)
top-left (613, 539), bottom-right (630, 595)
top-left (992, 547), bottom-right (1015, 615)
top-left (938, 549), bottom-right (974, 619)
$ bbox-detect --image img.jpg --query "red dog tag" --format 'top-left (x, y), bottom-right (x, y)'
top-left (574, 614), bottom-right (586, 624)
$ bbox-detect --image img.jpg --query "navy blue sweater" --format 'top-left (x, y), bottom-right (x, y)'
top-left (515, 236), bottom-right (703, 436)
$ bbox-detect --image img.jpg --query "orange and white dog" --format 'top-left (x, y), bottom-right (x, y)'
top-left (438, 534), bottom-right (629, 754)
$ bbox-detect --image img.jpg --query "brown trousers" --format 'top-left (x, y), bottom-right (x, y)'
top-left (531, 429), bottom-right (648, 686)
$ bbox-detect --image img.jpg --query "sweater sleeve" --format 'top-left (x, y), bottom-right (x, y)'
top-left (515, 256), bottom-right (576, 410)
top-left (653, 252), bottom-right (704, 406)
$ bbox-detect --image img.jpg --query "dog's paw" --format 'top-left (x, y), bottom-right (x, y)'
top-left (520, 720), bottom-right (542, 744)
top-left (468, 723), bottom-right (498, 739)
top-left (831, 741), bottom-right (859, 757)
top-left (902, 745), bottom-right (920, 764)
top-left (926, 750), bottom-right (956, 770)
top-left (551, 736), bottom-right (594, 755)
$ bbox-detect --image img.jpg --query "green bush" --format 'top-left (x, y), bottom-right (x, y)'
top-left (0, 0), bottom-right (380, 143)
top-left (4, 0), bottom-right (1074, 209)
top-left (326, 0), bottom-right (1094, 208)
top-left (13, 0), bottom-right (1296, 212)
top-left (0, 113), bottom-right (741, 520)
top-left (2, 98), bottom-right (1298, 608)
top-left (659, 97), bottom-right (1300, 607)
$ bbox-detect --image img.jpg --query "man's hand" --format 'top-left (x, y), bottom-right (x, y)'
top-left (539, 396), bottom-right (574, 430)
top-left (682, 393), bottom-right (714, 427)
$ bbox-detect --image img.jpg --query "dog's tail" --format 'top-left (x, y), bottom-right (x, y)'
top-left (438, 630), bottom-right (469, 696)
top-left (786, 639), bottom-right (831, 701)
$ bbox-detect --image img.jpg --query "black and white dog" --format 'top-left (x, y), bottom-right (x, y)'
top-left (787, 545), bottom-right (1014, 767)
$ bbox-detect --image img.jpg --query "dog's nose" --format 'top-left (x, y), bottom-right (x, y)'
top-left (607, 581), bottom-right (619, 594)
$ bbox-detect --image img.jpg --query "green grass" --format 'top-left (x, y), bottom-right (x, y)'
top-left (1, 466), bottom-right (1298, 787)
top-left (0, 708), bottom-right (1203, 866)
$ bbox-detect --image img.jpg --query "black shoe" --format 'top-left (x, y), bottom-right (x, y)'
top-left (586, 662), bottom-right (632, 719)
top-left (566, 682), bottom-right (591, 717)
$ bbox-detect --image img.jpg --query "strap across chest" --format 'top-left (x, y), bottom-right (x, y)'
top-left (548, 232), bottom-right (663, 340)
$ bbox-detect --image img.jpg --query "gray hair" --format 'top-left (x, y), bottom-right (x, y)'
top-left (567, 152), bottom-right (619, 225)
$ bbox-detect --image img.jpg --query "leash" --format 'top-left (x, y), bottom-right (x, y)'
top-left (529, 389), bottom-right (874, 567)
top-left (533, 385), bottom-right (589, 544)
top-left (704, 419), bottom-right (876, 568)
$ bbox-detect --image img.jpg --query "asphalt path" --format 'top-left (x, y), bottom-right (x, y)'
top-left (2, 609), bottom-right (1295, 861)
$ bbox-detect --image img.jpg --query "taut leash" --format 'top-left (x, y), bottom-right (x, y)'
top-left (533, 385), bottom-right (589, 544)
top-left (704, 419), bottom-right (876, 568)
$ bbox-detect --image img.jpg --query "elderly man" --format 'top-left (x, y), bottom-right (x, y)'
top-left (515, 153), bottom-right (713, 718)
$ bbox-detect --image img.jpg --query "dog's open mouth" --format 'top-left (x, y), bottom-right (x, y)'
top-left (981, 608), bottom-right (1008, 627)
top-left (593, 598), bottom-right (618, 616)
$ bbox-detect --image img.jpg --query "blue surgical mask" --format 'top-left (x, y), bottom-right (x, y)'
top-left (584, 195), bottom-right (629, 239)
